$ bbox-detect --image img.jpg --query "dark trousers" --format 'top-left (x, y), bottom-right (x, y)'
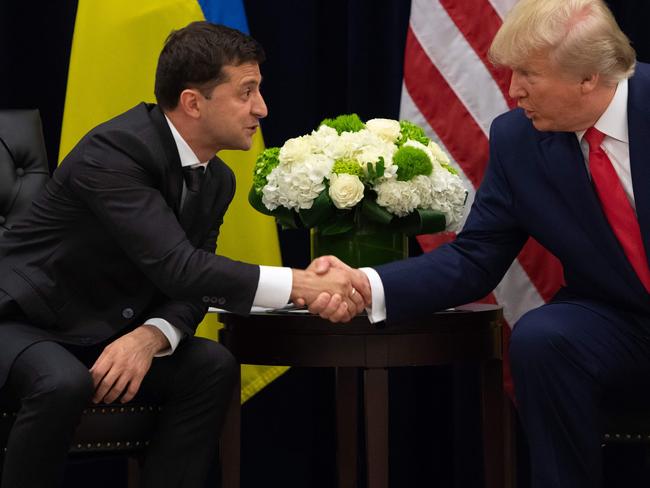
top-left (510, 299), bottom-right (650, 488)
top-left (0, 294), bottom-right (237, 488)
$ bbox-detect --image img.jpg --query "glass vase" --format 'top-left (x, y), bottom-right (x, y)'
top-left (310, 227), bottom-right (408, 268)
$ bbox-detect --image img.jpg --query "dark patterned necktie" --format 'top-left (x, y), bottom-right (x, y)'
top-left (180, 165), bottom-right (206, 228)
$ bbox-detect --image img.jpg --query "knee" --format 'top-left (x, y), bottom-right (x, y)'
top-left (509, 307), bottom-right (569, 372)
top-left (186, 339), bottom-right (237, 387)
top-left (30, 365), bottom-right (94, 411)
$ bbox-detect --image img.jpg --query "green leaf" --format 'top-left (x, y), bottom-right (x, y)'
top-left (361, 196), bottom-right (393, 225)
top-left (375, 157), bottom-right (385, 179)
top-left (275, 207), bottom-right (301, 229)
top-left (394, 209), bottom-right (446, 235)
top-left (248, 186), bottom-right (273, 216)
top-left (318, 212), bottom-right (355, 235)
top-left (298, 190), bottom-right (335, 228)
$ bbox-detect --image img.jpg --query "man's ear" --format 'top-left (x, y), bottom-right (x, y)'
top-left (580, 72), bottom-right (600, 94)
top-left (178, 89), bottom-right (202, 119)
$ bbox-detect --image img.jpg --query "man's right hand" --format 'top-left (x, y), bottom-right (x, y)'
top-left (290, 256), bottom-right (372, 322)
top-left (290, 265), bottom-right (365, 323)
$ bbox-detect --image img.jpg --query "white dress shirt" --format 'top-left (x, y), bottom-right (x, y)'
top-left (362, 79), bottom-right (633, 325)
top-left (576, 79), bottom-right (634, 208)
top-left (146, 117), bottom-right (292, 356)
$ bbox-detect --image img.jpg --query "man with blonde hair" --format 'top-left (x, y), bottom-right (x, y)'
top-left (311, 0), bottom-right (650, 485)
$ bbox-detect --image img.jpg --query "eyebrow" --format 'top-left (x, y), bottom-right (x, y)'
top-left (240, 76), bottom-right (262, 86)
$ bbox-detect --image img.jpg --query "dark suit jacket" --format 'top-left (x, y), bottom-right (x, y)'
top-left (377, 63), bottom-right (650, 323)
top-left (0, 103), bottom-right (259, 384)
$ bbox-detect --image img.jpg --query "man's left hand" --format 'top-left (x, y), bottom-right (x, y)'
top-left (89, 324), bottom-right (170, 404)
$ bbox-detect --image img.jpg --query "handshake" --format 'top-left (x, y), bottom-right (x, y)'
top-left (290, 255), bottom-right (371, 323)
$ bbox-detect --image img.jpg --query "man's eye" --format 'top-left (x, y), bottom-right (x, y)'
top-left (243, 88), bottom-right (252, 98)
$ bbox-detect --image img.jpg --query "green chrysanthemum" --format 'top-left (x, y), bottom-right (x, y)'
top-left (252, 147), bottom-right (280, 194)
top-left (393, 146), bottom-right (433, 181)
top-left (332, 158), bottom-right (364, 178)
top-left (396, 120), bottom-right (430, 147)
top-left (319, 114), bottom-right (365, 134)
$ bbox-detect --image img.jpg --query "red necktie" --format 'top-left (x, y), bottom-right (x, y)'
top-left (584, 127), bottom-right (650, 292)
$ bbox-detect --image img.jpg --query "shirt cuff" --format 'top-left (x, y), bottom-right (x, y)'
top-left (360, 267), bottom-right (387, 324)
top-left (144, 318), bottom-right (184, 357)
top-left (253, 265), bottom-right (292, 309)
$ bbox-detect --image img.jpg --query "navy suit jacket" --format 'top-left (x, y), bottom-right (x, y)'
top-left (0, 103), bottom-right (259, 385)
top-left (377, 63), bottom-right (650, 323)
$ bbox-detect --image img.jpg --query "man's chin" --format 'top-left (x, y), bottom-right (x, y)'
top-left (531, 118), bottom-right (552, 132)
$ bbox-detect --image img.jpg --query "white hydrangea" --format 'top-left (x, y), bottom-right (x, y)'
top-left (373, 161), bottom-right (466, 229)
top-left (374, 179), bottom-right (421, 217)
top-left (428, 163), bottom-right (467, 231)
top-left (262, 154), bottom-right (334, 211)
top-left (309, 125), bottom-right (339, 154)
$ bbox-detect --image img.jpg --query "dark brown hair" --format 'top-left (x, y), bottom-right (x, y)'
top-left (154, 21), bottom-right (265, 110)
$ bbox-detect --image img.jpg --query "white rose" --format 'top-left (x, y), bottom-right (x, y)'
top-left (328, 173), bottom-right (365, 209)
top-left (366, 118), bottom-right (401, 143)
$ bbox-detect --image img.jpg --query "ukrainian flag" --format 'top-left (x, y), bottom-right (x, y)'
top-left (60, 0), bottom-right (287, 402)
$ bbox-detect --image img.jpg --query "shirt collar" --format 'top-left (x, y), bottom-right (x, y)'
top-left (576, 78), bottom-right (629, 144)
top-left (164, 115), bottom-right (207, 168)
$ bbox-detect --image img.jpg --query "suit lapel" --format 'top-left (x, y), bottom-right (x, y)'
top-left (537, 130), bottom-right (636, 281)
top-left (628, 71), bottom-right (650, 270)
top-left (149, 105), bottom-right (183, 215)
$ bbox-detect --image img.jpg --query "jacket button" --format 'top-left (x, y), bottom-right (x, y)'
top-left (15, 168), bottom-right (25, 177)
top-left (218, 298), bottom-right (226, 306)
top-left (122, 308), bottom-right (134, 319)
top-left (202, 296), bottom-right (210, 303)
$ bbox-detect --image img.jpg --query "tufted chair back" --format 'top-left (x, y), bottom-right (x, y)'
top-left (0, 110), bottom-right (50, 237)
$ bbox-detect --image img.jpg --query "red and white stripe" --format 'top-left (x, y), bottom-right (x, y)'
top-left (400, 0), bottom-right (564, 330)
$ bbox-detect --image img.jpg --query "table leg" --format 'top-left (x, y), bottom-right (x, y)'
top-left (480, 359), bottom-right (505, 488)
top-left (336, 367), bottom-right (359, 488)
top-left (220, 365), bottom-right (241, 488)
top-left (364, 367), bottom-right (389, 488)
top-left (503, 394), bottom-right (517, 488)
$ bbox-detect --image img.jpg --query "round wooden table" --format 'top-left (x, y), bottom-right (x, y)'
top-left (218, 304), bottom-right (506, 488)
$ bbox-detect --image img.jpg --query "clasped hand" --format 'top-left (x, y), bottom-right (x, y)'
top-left (291, 255), bottom-right (371, 322)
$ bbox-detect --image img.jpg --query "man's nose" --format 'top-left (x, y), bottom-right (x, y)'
top-left (508, 72), bottom-right (525, 99)
top-left (253, 92), bottom-right (268, 119)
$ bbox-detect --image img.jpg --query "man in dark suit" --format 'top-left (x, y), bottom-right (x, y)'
top-left (310, 0), bottom-right (650, 486)
top-left (0, 21), bottom-right (366, 488)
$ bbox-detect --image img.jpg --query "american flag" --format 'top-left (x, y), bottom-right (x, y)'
top-left (400, 0), bottom-right (566, 393)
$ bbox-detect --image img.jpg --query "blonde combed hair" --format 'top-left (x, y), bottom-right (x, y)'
top-left (488, 0), bottom-right (636, 84)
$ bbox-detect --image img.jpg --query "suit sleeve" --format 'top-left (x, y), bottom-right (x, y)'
top-left (375, 121), bottom-right (529, 322)
top-left (143, 210), bottom-right (227, 337)
top-left (68, 130), bottom-right (260, 317)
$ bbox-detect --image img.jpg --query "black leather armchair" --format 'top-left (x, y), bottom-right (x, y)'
top-left (0, 109), bottom-right (161, 487)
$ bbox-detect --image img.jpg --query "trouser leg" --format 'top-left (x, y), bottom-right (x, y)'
top-left (138, 337), bottom-right (237, 488)
top-left (0, 341), bottom-right (93, 488)
top-left (509, 301), bottom-right (650, 488)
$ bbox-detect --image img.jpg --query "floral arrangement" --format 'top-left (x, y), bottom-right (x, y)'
top-left (249, 114), bottom-right (467, 236)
